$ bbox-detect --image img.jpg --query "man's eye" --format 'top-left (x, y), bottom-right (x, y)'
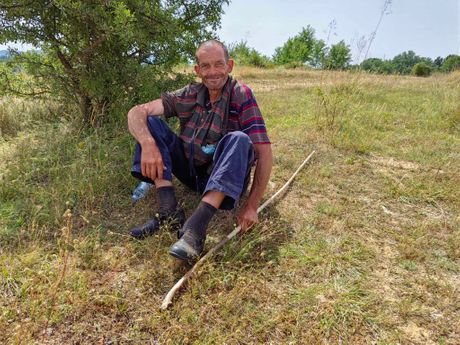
top-left (215, 62), bottom-right (225, 68)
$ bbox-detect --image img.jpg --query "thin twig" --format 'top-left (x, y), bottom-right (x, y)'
top-left (363, 0), bottom-right (392, 62)
top-left (160, 150), bottom-right (316, 310)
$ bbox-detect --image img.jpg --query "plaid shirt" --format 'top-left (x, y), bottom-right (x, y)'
top-left (161, 76), bottom-right (270, 165)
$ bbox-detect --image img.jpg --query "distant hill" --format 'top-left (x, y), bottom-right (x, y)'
top-left (0, 50), bottom-right (10, 60)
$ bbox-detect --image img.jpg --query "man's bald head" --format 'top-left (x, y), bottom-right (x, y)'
top-left (195, 40), bottom-right (230, 64)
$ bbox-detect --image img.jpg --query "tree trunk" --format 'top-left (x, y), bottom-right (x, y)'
top-left (79, 94), bottom-right (93, 125)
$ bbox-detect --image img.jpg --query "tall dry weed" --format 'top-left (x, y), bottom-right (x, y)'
top-left (0, 103), bottom-right (20, 137)
top-left (0, 96), bottom-right (71, 139)
top-left (312, 78), bottom-right (362, 132)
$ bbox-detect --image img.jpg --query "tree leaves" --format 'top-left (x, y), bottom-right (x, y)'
top-left (0, 0), bottom-right (229, 125)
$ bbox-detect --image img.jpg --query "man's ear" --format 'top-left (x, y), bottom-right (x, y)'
top-left (194, 64), bottom-right (201, 76)
top-left (227, 59), bottom-right (234, 73)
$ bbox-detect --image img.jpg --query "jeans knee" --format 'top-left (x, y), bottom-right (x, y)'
top-left (224, 131), bottom-right (252, 147)
top-left (147, 115), bottom-right (164, 130)
top-left (215, 131), bottom-right (254, 165)
top-left (147, 116), bottom-right (171, 140)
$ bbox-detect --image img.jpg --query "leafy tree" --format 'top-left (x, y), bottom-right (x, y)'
top-left (419, 56), bottom-right (434, 68)
top-left (0, 0), bottom-right (228, 125)
top-left (391, 50), bottom-right (422, 74)
top-left (433, 56), bottom-right (444, 69)
top-left (323, 40), bottom-right (351, 70)
top-left (273, 26), bottom-right (318, 65)
top-left (441, 55), bottom-right (460, 72)
top-left (228, 41), bottom-right (271, 68)
top-left (361, 58), bottom-right (385, 73)
top-left (309, 39), bottom-right (327, 68)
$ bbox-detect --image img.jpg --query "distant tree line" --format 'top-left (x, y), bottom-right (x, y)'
top-left (360, 52), bottom-right (460, 76)
top-left (229, 26), bottom-right (460, 77)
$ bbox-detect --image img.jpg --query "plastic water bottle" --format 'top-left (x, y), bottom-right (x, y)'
top-left (131, 181), bottom-right (153, 202)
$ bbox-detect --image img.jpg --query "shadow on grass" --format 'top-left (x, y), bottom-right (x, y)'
top-left (100, 175), bottom-right (295, 305)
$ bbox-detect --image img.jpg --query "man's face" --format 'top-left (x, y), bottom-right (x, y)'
top-left (194, 45), bottom-right (234, 91)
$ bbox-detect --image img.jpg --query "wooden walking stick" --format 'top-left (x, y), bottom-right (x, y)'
top-left (161, 150), bottom-right (316, 310)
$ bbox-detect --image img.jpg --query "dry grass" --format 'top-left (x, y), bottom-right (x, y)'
top-left (1, 67), bottom-right (459, 344)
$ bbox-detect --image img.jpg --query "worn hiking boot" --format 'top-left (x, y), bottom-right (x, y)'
top-left (169, 231), bottom-right (205, 261)
top-left (130, 208), bottom-right (185, 239)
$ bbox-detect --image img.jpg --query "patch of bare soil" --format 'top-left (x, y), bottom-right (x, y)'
top-left (399, 321), bottom-right (435, 345)
top-left (370, 155), bottom-right (421, 172)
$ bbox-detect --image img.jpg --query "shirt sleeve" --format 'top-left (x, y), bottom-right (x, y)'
top-left (161, 87), bottom-right (183, 118)
top-left (161, 84), bottom-right (199, 119)
top-left (238, 85), bottom-right (270, 145)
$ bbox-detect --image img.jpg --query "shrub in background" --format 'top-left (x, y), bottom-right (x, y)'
top-left (412, 62), bottom-right (432, 77)
top-left (228, 41), bottom-right (272, 68)
top-left (360, 58), bottom-right (394, 74)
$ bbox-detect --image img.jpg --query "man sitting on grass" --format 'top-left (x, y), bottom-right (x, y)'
top-left (127, 40), bottom-right (273, 261)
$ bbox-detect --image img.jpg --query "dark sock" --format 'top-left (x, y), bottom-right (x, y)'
top-left (156, 186), bottom-right (178, 214)
top-left (182, 201), bottom-right (217, 241)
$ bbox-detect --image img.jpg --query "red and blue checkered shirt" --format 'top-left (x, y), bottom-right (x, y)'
top-left (161, 76), bottom-right (270, 165)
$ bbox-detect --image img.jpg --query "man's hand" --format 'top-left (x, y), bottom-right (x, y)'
top-left (127, 99), bottom-right (167, 181)
top-left (141, 143), bottom-right (165, 181)
top-left (237, 201), bottom-right (259, 232)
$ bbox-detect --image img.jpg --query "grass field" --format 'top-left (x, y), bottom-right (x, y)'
top-left (1, 67), bottom-right (459, 344)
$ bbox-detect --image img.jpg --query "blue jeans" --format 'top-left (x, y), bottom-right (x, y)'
top-left (131, 116), bottom-right (255, 210)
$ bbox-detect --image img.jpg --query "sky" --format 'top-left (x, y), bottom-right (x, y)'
top-left (217, 0), bottom-right (459, 62)
top-left (2, 0), bottom-right (459, 62)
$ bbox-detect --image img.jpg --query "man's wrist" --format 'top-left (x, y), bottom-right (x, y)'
top-left (245, 197), bottom-right (259, 210)
top-left (139, 137), bottom-right (156, 148)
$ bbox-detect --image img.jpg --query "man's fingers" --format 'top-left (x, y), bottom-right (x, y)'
top-left (141, 163), bottom-right (146, 177)
top-left (146, 164), bottom-right (152, 180)
top-left (240, 219), bottom-right (252, 232)
top-left (150, 164), bottom-right (158, 181)
top-left (157, 164), bottom-right (163, 180)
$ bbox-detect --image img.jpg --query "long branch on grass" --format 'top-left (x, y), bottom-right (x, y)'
top-left (161, 150), bottom-right (316, 310)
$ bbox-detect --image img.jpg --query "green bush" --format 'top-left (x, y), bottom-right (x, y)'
top-left (412, 62), bottom-right (432, 77)
top-left (0, 102), bottom-right (20, 137)
top-left (228, 41), bottom-right (272, 68)
top-left (284, 61), bottom-right (306, 69)
top-left (360, 58), bottom-right (394, 74)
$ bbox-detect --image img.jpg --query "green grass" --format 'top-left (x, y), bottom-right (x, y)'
top-left (1, 68), bottom-right (459, 344)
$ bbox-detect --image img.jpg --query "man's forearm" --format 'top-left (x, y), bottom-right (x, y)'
top-left (127, 99), bottom-right (164, 145)
top-left (246, 144), bottom-right (273, 208)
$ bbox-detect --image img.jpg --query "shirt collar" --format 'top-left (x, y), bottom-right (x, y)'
top-left (196, 76), bottom-right (232, 107)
